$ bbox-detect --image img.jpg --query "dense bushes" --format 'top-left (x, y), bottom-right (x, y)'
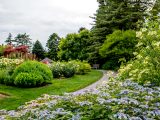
top-left (119, 20), bottom-right (160, 86)
top-left (0, 58), bottom-right (24, 69)
top-left (100, 30), bottom-right (137, 70)
top-left (12, 61), bottom-right (53, 87)
top-left (51, 62), bottom-right (75, 78)
top-left (0, 58), bottom-right (23, 85)
top-left (0, 59), bottom-right (91, 87)
top-left (51, 61), bottom-right (91, 78)
top-left (14, 73), bottom-right (44, 87)
top-left (70, 60), bottom-right (91, 74)
top-left (2, 78), bottom-right (160, 119)
top-left (0, 69), bottom-right (13, 85)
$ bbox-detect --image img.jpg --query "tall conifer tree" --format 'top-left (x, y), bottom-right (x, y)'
top-left (88, 0), bottom-right (153, 64)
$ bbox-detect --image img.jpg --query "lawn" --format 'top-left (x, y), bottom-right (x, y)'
top-left (0, 70), bottom-right (102, 110)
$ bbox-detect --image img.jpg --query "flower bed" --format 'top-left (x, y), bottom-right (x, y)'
top-left (0, 58), bottom-right (24, 69)
top-left (1, 75), bottom-right (160, 120)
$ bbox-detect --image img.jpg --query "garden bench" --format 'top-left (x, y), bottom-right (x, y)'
top-left (92, 64), bottom-right (100, 69)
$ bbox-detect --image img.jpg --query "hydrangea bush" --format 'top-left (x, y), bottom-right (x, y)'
top-left (0, 73), bottom-right (159, 119)
top-left (118, 19), bottom-right (160, 86)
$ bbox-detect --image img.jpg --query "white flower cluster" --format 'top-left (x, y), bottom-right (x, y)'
top-left (0, 79), bottom-right (160, 120)
top-left (0, 58), bottom-right (24, 68)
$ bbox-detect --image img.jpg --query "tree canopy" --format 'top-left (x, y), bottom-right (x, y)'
top-left (32, 40), bottom-right (45, 60)
top-left (58, 29), bottom-right (91, 61)
top-left (46, 33), bottom-right (61, 61)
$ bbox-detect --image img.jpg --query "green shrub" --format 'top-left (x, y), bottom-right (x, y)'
top-left (118, 20), bottom-right (160, 86)
top-left (51, 62), bottom-right (75, 78)
top-left (12, 61), bottom-right (53, 87)
top-left (70, 60), bottom-right (91, 75)
top-left (61, 62), bottom-right (75, 78)
top-left (0, 69), bottom-right (14, 85)
top-left (99, 30), bottom-right (137, 70)
top-left (0, 69), bottom-right (8, 84)
top-left (51, 62), bottom-right (63, 78)
top-left (14, 73), bottom-right (44, 87)
top-left (102, 59), bottom-right (120, 70)
top-left (51, 61), bottom-right (91, 78)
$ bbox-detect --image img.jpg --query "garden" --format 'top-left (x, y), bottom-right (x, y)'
top-left (0, 0), bottom-right (160, 119)
top-left (0, 58), bottom-right (102, 110)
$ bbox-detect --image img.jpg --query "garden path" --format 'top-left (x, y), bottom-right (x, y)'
top-left (72, 70), bottom-right (117, 95)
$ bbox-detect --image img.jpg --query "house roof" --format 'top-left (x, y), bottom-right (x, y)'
top-left (41, 58), bottom-right (53, 63)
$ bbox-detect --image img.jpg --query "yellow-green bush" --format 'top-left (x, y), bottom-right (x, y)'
top-left (12, 61), bottom-right (53, 87)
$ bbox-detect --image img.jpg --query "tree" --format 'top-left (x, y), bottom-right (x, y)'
top-left (14, 33), bottom-right (32, 47)
top-left (46, 33), bottom-right (61, 61)
top-left (150, 0), bottom-right (160, 18)
top-left (58, 29), bottom-right (91, 61)
top-left (5, 33), bottom-right (13, 45)
top-left (88, 0), bottom-right (153, 64)
top-left (78, 27), bottom-right (87, 33)
top-left (99, 30), bottom-right (137, 70)
top-left (32, 40), bottom-right (45, 60)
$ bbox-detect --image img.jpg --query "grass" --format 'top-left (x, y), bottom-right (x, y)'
top-left (0, 70), bottom-right (102, 110)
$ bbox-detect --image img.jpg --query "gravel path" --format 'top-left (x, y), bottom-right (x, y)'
top-left (72, 70), bottom-right (115, 95)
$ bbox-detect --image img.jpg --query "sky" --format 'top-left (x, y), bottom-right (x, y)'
top-left (0, 0), bottom-right (98, 46)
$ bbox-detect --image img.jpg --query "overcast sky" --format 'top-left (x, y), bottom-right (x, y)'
top-left (0, 0), bottom-right (98, 45)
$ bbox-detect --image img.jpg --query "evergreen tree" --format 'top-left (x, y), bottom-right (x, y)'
top-left (32, 40), bottom-right (45, 60)
top-left (5, 33), bottom-right (13, 45)
top-left (46, 33), bottom-right (61, 61)
top-left (14, 33), bottom-right (32, 47)
top-left (78, 27), bottom-right (87, 33)
top-left (88, 0), bottom-right (153, 64)
top-left (150, 0), bottom-right (160, 18)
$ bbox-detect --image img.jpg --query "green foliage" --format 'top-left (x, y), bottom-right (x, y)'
top-left (119, 19), bottom-right (160, 86)
top-left (12, 61), bottom-right (53, 87)
top-left (14, 33), bottom-right (32, 47)
top-left (5, 33), bottom-right (13, 45)
top-left (46, 33), bottom-right (61, 61)
top-left (102, 59), bottom-right (119, 70)
top-left (32, 40), bottom-right (45, 60)
top-left (70, 60), bottom-right (91, 75)
top-left (61, 62), bottom-right (75, 78)
top-left (150, 0), bottom-right (160, 18)
top-left (51, 62), bottom-right (75, 78)
top-left (99, 30), bottom-right (137, 70)
top-left (51, 61), bottom-right (91, 78)
top-left (58, 29), bottom-right (91, 61)
top-left (0, 69), bottom-right (14, 85)
top-left (89, 0), bottom-right (153, 64)
top-left (0, 45), bottom-right (7, 56)
top-left (51, 62), bottom-right (63, 78)
top-left (0, 70), bottom-right (102, 110)
top-left (0, 69), bottom-right (9, 84)
top-left (3, 78), bottom-right (160, 119)
top-left (14, 73), bottom-right (44, 87)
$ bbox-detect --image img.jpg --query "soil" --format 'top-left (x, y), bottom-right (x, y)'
top-left (0, 93), bottom-right (9, 99)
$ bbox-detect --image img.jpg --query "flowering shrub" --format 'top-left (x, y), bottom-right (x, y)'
top-left (0, 58), bottom-right (24, 85)
top-left (0, 58), bottom-right (24, 69)
top-left (50, 61), bottom-right (91, 78)
top-left (119, 19), bottom-right (160, 86)
top-left (0, 75), bottom-right (160, 119)
top-left (69, 60), bottom-right (91, 75)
